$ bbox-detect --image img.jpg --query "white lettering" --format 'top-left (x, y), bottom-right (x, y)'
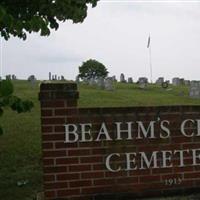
top-left (64, 124), bottom-right (78, 143)
top-left (95, 122), bottom-right (112, 141)
top-left (105, 153), bottom-right (121, 172)
top-left (137, 121), bottom-right (156, 139)
top-left (181, 119), bottom-right (195, 137)
top-left (115, 122), bottom-right (133, 140)
top-left (160, 120), bottom-right (170, 139)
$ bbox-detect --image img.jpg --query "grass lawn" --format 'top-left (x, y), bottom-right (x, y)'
top-left (0, 80), bottom-right (200, 200)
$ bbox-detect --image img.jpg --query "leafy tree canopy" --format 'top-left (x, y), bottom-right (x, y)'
top-left (79, 59), bottom-right (109, 80)
top-left (0, 0), bottom-right (99, 40)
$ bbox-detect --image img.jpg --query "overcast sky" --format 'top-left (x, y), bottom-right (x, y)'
top-left (1, 0), bottom-right (200, 81)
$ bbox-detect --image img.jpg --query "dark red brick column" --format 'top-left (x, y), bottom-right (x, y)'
top-left (39, 83), bottom-right (79, 200)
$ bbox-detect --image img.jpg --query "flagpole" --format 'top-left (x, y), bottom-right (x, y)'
top-left (147, 34), bottom-right (153, 84)
top-left (0, 37), bottom-right (2, 79)
top-left (149, 44), bottom-right (153, 84)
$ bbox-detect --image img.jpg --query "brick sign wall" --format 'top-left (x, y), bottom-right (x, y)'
top-left (39, 83), bottom-right (200, 200)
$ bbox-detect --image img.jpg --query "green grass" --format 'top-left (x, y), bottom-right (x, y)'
top-left (0, 80), bottom-right (200, 200)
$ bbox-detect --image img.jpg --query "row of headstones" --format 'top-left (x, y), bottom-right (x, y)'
top-left (5, 74), bottom-right (17, 80)
top-left (77, 75), bottom-right (150, 91)
top-left (79, 77), bottom-right (115, 91)
top-left (48, 72), bottom-right (65, 81)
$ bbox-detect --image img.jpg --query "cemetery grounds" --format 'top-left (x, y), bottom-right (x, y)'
top-left (0, 80), bottom-right (200, 200)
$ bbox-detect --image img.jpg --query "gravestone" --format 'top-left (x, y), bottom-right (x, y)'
top-left (89, 78), bottom-right (96, 86)
top-left (156, 77), bottom-right (164, 85)
top-left (104, 77), bottom-right (114, 91)
top-left (138, 77), bottom-right (148, 89)
top-left (128, 77), bottom-right (133, 83)
top-left (61, 76), bottom-right (65, 81)
top-left (6, 74), bottom-right (11, 80)
top-left (111, 75), bottom-right (117, 82)
top-left (49, 72), bottom-right (51, 81)
top-left (184, 80), bottom-right (190, 86)
top-left (179, 78), bottom-right (185, 85)
top-left (97, 77), bottom-right (105, 89)
top-left (28, 75), bottom-right (36, 87)
top-left (172, 77), bottom-right (180, 86)
top-left (12, 74), bottom-right (17, 80)
top-left (120, 73), bottom-right (126, 83)
top-left (189, 81), bottom-right (200, 98)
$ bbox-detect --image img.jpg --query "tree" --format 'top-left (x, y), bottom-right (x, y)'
top-left (0, 1), bottom-right (99, 134)
top-left (79, 59), bottom-right (109, 80)
top-left (0, 0), bottom-right (99, 40)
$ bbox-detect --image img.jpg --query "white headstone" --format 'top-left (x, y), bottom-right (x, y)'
top-left (128, 77), bottom-right (133, 83)
top-left (120, 73), bottom-right (126, 83)
top-left (97, 77), bottom-right (105, 89)
top-left (189, 81), bottom-right (200, 98)
top-left (105, 78), bottom-right (114, 91)
top-left (172, 77), bottom-right (180, 86)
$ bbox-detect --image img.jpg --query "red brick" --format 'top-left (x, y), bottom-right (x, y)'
top-left (41, 109), bottom-right (53, 117)
top-left (81, 172), bottom-right (104, 179)
top-left (152, 168), bottom-right (173, 174)
top-left (44, 166), bottom-right (67, 173)
top-left (171, 136), bottom-right (192, 143)
top-left (68, 149), bottom-right (90, 156)
top-left (82, 186), bottom-right (113, 194)
top-left (42, 142), bottom-right (54, 149)
top-left (69, 180), bottom-right (92, 188)
top-left (184, 172), bottom-right (200, 179)
top-left (41, 126), bottom-right (53, 133)
top-left (44, 190), bottom-right (56, 198)
top-left (93, 164), bottom-right (106, 171)
top-left (140, 175), bottom-right (160, 183)
top-left (56, 173), bottom-right (80, 181)
top-left (174, 166), bottom-right (194, 173)
top-left (116, 177), bottom-right (138, 184)
top-left (69, 165), bottom-right (91, 172)
top-left (128, 169), bottom-right (151, 177)
top-left (55, 142), bottom-right (77, 149)
top-left (44, 174), bottom-right (55, 182)
top-left (94, 178), bottom-right (115, 186)
top-left (41, 100), bottom-right (65, 108)
top-left (43, 150), bottom-right (66, 158)
top-left (92, 148), bottom-right (107, 155)
top-left (105, 171), bottom-right (128, 177)
top-left (80, 156), bottom-right (102, 163)
top-left (57, 188), bottom-right (80, 197)
top-left (42, 118), bottom-right (65, 125)
top-left (54, 126), bottom-right (65, 132)
top-left (42, 134), bottom-right (64, 141)
top-left (55, 108), bottom-right (78, 116)
top-left (56, 157), bottom-right (79, 165)
top-left (45, 182), bottom-right (68, 189)
top-left (43, 158), bottom-right (54, 166)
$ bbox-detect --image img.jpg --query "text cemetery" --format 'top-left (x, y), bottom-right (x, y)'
top-left (65, 119), bottom-right (200, 172)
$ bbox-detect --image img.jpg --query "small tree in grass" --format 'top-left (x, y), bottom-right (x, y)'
top-left (78, 59), bottom-right (109, 80)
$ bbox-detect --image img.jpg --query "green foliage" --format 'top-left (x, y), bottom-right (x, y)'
top-left (0, 80), bottom-right (33, 134)
top-left (0, 0), bottom-right (99, 40)
top-left (79, 59), bottom-right (109, 80)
